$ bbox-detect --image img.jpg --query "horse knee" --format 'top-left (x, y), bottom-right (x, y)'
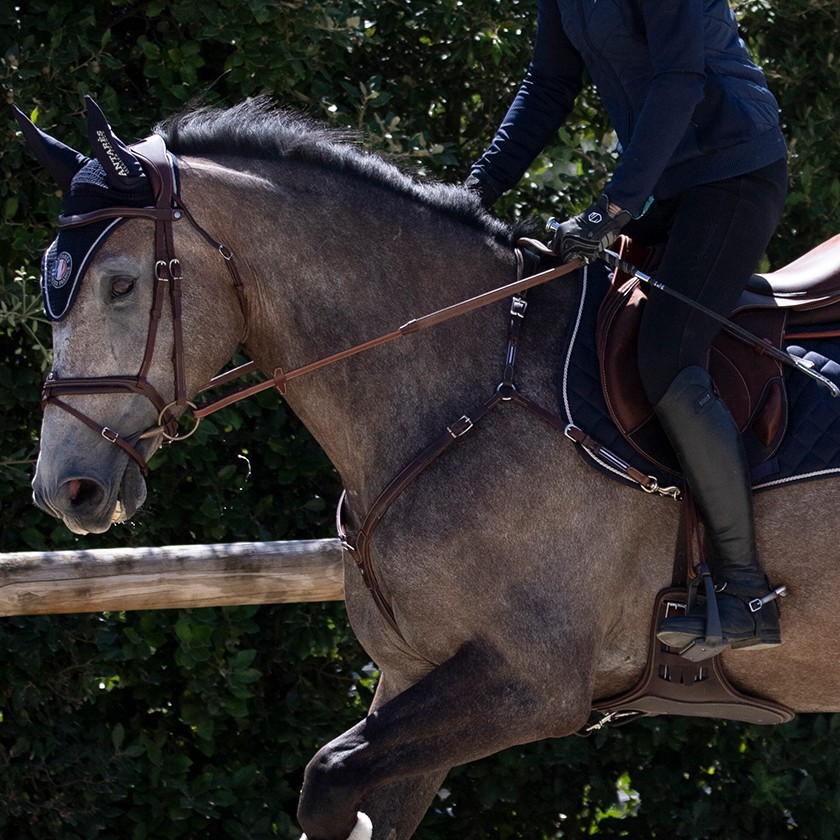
top-left (298, 738), bottom-right (366, 840)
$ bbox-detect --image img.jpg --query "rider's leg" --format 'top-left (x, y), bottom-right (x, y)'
top-left (630, 158), bottom-right (787, 652)
top-left (653, 365), bottom-right (780, 650)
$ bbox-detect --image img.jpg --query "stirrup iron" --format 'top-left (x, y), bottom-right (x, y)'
top-left (674, 563), bottom-right (729, 662)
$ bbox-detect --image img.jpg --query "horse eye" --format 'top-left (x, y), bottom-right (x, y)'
top-left (110, 276), bottom-right (135, 299)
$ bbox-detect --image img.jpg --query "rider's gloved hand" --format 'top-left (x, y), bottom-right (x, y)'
top-left (552, 194), bottom-right (632, 263)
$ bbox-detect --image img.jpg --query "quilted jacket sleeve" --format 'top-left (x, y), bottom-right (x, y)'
top-left (604, 0), bottom-right (706, 215)
top-left (468, 0), bottom-right (585, 204)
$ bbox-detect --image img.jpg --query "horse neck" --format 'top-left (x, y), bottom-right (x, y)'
top-left (182, 157), bottom-right (529, 501)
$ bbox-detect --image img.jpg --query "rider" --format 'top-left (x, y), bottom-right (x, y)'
top-left (465, 0), bottom-right (788, 656)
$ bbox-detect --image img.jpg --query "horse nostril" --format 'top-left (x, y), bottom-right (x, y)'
top-left (65, 478), bottom-right (105, 508)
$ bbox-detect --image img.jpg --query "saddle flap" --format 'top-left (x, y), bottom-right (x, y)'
top-left (597, 236), bottom-right (789, 475)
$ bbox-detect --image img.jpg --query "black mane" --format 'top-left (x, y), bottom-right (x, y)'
top-left (155, 97), bottom-right (512, 242)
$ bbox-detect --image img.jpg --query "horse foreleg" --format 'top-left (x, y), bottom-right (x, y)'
top-left (342, 671), bottom-right (449, 840)
top-left (297, 638), bottom-right (590, 840)
top-left (300, 781), bottom-right (447, 840)
top-left (300, 672), bottom-right (448, 840)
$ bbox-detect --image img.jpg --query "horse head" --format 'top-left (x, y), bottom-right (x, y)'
top-left (17, 99), bottom-right (246, 534)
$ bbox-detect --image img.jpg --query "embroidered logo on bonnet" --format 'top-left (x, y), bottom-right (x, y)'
top-left (41, 202), bottom-right (130, 320)
top-left (52, 252), bottom-right (73, 289)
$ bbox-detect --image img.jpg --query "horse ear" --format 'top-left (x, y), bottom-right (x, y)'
top-left (12, 104), bottom-right (89, 192)
top-left (84, 95), bottom-right (148, 191)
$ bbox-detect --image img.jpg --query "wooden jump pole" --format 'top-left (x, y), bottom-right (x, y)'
top-left (0, 538), bottom-right (345, 617)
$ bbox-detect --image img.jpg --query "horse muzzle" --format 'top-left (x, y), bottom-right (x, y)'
top-left (32, 450), bottom-right (149, 535)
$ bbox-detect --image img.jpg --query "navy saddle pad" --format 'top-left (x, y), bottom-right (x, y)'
top-left (559, 263), bottom-right (840, 494)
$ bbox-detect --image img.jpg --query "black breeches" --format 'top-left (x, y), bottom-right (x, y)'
top-left (624, 158), bottom-right (788, 405)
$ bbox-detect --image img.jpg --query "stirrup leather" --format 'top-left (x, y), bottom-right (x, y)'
top-left (678, 564), bottom-right (728, 662)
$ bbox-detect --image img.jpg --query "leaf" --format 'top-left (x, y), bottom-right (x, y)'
top-left (3, 197), bottom-right (19, 219)
top-left (111, 722), bottom-right (125, 751)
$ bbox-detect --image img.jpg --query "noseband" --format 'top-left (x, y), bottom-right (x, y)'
top-left (42, 134), bottom-right (246, 476)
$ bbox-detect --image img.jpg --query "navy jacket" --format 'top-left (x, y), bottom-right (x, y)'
top-left (470, 0), bottom-right (786, 217)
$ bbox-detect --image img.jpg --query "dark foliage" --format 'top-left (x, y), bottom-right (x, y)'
top-left (2, 1), bottom-right (840, 837)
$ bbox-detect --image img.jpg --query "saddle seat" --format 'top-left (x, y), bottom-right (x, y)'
top-left (598, 232), bottom-right (840, 478)
top-left (741, 231), bottom-right (840, 323)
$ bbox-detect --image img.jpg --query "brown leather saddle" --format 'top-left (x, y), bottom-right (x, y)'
top-left (597, 232), bottom-right (840, 476)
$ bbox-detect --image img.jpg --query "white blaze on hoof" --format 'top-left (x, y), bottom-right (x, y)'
top-left (300, 811), bottom-right (373, 840)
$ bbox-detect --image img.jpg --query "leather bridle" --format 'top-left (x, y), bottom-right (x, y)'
top-left (41, 134), bottom-right (247, 477)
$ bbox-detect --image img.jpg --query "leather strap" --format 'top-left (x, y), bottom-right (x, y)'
top-left (194, 256), bottom-right (584, 418)
top-left (563, 424), bottom-right (682, 498)
top-left (336, 252), bottom-right (586, 638)
top-left (337, 394), bottom-right (505, 635)
top-left (46, 397), bottom-right (152, 476)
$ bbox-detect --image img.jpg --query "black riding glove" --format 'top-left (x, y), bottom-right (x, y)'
top-left (552, 194), bottom-right (632, 263)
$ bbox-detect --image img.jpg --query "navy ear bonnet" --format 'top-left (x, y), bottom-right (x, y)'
top-left (14, 97), bottom-right (177, 321)
top-left (41, 159), bottom-right (155, 320)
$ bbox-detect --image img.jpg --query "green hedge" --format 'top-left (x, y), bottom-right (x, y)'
top-left (3, 1), bottom-right (840, 837)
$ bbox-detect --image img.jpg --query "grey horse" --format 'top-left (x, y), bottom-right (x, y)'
top-left (17, 98), bottom-right (840, 840)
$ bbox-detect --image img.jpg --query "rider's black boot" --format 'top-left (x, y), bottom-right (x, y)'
top-left (653, 366), bottom-right (782, 654)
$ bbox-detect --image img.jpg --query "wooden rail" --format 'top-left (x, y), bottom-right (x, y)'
top-left (0, 539), bottom-right (345, 616)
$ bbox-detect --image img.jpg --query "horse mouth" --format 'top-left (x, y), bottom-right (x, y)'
top-left (67, 485), bottom-right (126, 530)
top-left (34, 460), bottom-right (148, 535)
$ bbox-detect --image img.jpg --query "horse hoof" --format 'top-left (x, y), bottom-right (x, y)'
top-left (300, 811), bottom-right (373, 840)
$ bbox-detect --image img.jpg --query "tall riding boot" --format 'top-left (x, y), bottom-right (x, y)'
top-left (654, 366), bottom-right (782, 654)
